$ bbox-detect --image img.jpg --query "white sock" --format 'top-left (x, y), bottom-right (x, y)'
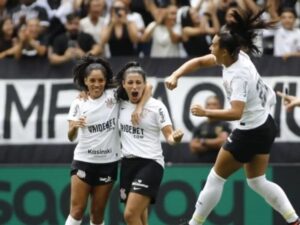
top-left (247, 175), bottom-right (298, 223)
top-left (90, 221), bottom-right (104, 225)
top-left (65, 215), bottom-right (82, 225)
top-left (189, 169), bottom-right (226, 225)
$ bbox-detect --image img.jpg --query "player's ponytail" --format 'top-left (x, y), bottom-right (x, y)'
top-left (219, 8), bottom-right (274, 56)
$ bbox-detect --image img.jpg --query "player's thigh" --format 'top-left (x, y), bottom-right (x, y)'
top-left (70, 175), bottom-right (91, 209)
top-left (214, 147), bottom-right (243, 179)
top-left (90, 183), bottom-right (114, 211)
top-left (244, 154), bottom-right (270, 179)
top-left (125, 192), bottom-right (151, 217)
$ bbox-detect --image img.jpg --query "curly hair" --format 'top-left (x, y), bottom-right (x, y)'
top-left (73, 54), bottom-right (114, 91)
top-left (115, 61), bottom-right (146, 101)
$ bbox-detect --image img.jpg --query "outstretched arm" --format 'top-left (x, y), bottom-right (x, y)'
top-left (277, 91), bottom-right (300, 111)
top-left (165, 54), bottom-right (217, 90)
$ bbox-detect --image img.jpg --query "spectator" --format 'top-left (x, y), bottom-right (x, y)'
top-left (100, 0), bottom-right (139, 56)
top-left (15, 18), bottom-right (47, 59)
top-left (0, 17), bottom-right (18, 59)
top-left (0, 0), bottom-right (8, 21)
top-left (274, 8), bottom-right (300, 59)
top-left (11, 0), bottom-right (49, 30)
top-left (141, 4), bottom-right (182, 57)
top-left (180, 1), bottom-right (220, 56)
top-left (48, 13), bottom-right (97, 65)
top-left (189, 95), bottom-right (231, 163)
top-left (79, 0), bottom-right (110, 57)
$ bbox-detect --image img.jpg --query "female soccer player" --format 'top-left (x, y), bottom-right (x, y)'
top-left (115, 61), bottom-right (184, 225)
top-left (165, 9), bottom-right (300, 225)
top-left (66, 55), bottom-right (150, 225)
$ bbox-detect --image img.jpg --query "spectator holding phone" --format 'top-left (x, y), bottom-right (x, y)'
top-left (99, 0), bottom-right (139, 56)
top-left (141, 4), bottom-right (182, 57)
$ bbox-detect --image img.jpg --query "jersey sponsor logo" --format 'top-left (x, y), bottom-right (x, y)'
top-left (132, 179), bottom-right (149, 188)
top-left (88, 148), bottom-right (112, 155)
top-left (99, 176), bottom-right (112, 183)
top-left (120, 123), bottom-right (144, 139)
top-left (87, 118), bottom-right (116, 133)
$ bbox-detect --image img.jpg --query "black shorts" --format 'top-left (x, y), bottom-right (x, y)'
top-left (120, 157), bottom-right (164, 204)
top-left (70, 160), bottom-right (118, 186)
top-left (223, 115), bottom-right (277, 163)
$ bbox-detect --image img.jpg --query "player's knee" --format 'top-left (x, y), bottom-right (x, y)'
top-left (124, 207), bottom-right (138, 223)
top-left (70, 205), bottom-right (86, 220)
top-left (247, 175), bottom-right (266, 192)
top-left (90, 206), bottom-right (104, 222)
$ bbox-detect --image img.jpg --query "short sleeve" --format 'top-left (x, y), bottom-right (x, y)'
top-left (157, 102), bottom-right (172, 129)
top-left (67, 99), bottom-right (81, 121)
top-left (230, 76), bottom-right (248, 102)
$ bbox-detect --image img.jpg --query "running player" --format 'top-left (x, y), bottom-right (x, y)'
top-left (165, 8), bottom-right (300, 225)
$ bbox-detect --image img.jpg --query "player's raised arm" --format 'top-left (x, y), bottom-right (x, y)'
top-left (165, 54), bottom-right (217, 90)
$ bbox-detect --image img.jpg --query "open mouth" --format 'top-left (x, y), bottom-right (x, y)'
top-left (131, 91), bottom-right (139, 97)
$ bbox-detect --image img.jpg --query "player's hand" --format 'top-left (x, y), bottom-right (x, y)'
top-left (165, 74), bottom-right (178, 90)
top-left (277, 91), bottom-right (300, 111)
top-left (77, 91), bottom-right (89, 101)
top-left (172, 129), bottom-right (184, 143)
top-left (131, 107), bottom-right (142, 126)
top-left (191, 104), bottom-right (206, 117)
top-left (72, 116), bottom-right (87, 128)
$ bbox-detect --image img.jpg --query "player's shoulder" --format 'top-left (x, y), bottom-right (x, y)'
top-left (146, 97), bottom-right (165, 108)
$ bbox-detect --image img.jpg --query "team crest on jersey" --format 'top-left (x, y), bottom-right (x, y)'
top-left (120, 188), bottom-right (127, 200)
top-left (105, 97), bottom-right (116, 108)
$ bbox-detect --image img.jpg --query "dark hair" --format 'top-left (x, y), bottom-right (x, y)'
top-left (66, 12), bottom-right (80, 23)
top-left (73, 55), bottom-right (114, 91)
top-left (0, 16), bottom-right (15, 39)
top-left (279, 7), bottom-right (297, 17)
top-left (115, 61), bottom-right (146, 101)
top-left (218, 8), bottom-right (274, 56)
top-left (181, 6), bottom-right (193, 27)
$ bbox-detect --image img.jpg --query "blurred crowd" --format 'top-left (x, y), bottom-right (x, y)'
top-left (0, 0), bottom-right (300, 64)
